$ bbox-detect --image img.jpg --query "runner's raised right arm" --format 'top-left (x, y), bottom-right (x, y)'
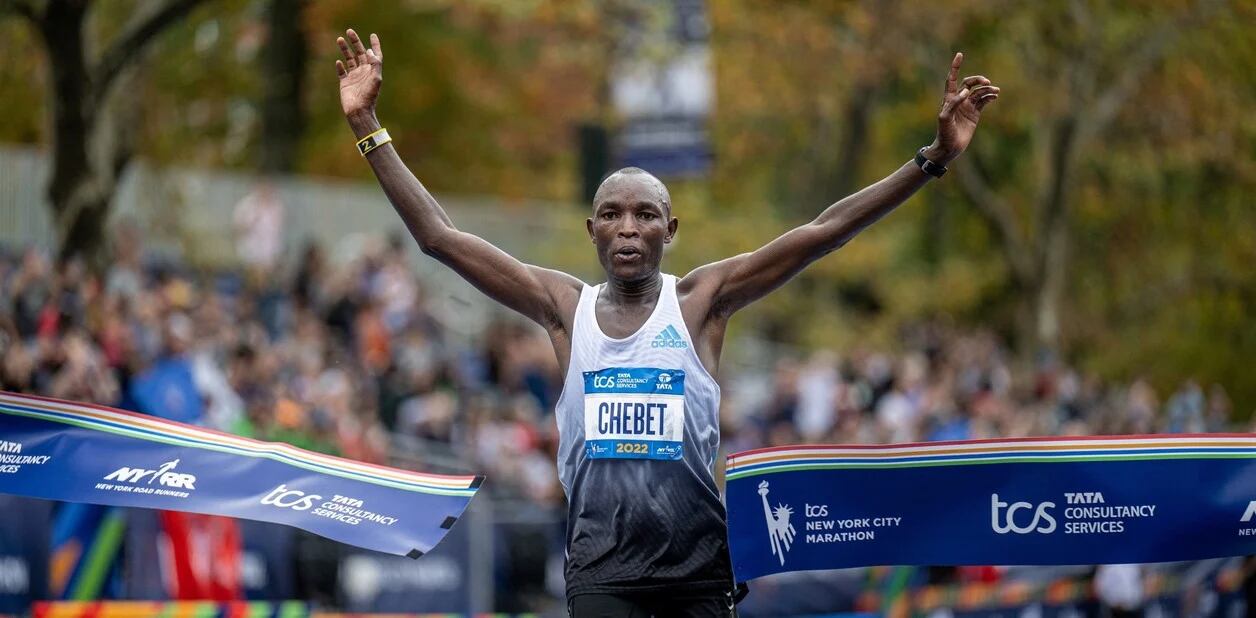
top-left (335, 29), bottom-right (581, 329)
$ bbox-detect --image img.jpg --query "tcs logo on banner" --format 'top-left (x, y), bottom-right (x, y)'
top-left (261, 484), bottom-right (322, 511)
top-left (593, 375), bottom-right (616, 389)
top-left (991, 493), bottom-right (1057, 534)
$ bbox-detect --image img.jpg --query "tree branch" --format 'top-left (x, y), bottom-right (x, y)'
top-left (1084, 0), bottom-right (1228, 140)
top-left (92, 0), bottom-right (204, 97)
top-left (954, 159), bottom-right (1036, 283)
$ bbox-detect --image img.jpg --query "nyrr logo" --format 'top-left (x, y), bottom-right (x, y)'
top-left (651, 325), bottom-right (688, 349)
top-left (991, 494), bottom-right (1056, 534)
top-left (104, 459), bottom-right (196, 489)
top-left (1241, 501), bottom-right (1256, 523)
top-left (261, 484), bottom-right (322, 511)
top-left (758, 480), bottom-right (796, 566)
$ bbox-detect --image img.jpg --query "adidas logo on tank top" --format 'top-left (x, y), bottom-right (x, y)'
top-left (651, 324), bottom-right (689, 349)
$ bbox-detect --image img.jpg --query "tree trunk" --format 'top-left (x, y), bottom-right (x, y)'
top-left (1033, 215), bottom-right (1069, 354)
top-left (40, 2), bottom-right (90, 205)
top-left (921, 189), bottom-right (945, 272)
top-left (58, 193), bottom-right (112, 262)
top-left (259, 0), bottom-right (307, 174)
top-left (829, 87), bottom-right (877, 200)
top-left (1032, 116), bottom-right (1078, 353)
top-left (38, 1), bottom-right (105, 263)
top-left (15, 0), bottom-right (203, 266)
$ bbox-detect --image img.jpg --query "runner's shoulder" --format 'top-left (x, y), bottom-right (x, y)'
top-left (679, 256), bottom-right (740, 292)
top-left (678, 255), bottom-right (749, 314)
top-left (528, 265), bottom-right (585, 328)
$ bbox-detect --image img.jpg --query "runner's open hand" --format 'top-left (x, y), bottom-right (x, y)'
top-left (930, 53), bottom-right (999, 165)
top-left (336, 29), bottom-right (383, 120)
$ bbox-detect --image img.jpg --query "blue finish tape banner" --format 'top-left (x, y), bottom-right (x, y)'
top-left (0, 391), bottom-right (482, 558)
top-left (725, 435), bottom-right (1256, 582)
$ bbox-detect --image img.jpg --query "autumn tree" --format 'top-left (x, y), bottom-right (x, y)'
top-left (301, 1), bottom-right (603, 199)
top-left (704, 0), bottom-right (975, 346)
top-left (953, 0), bottom-right (1233, 355)
top-left (1, 0), bottom-right (206, 263)
top-left (711, 0), bottom-right (964, 212)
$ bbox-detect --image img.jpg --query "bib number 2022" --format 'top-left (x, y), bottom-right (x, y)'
top-left (616, 442), bottom-right (649, 454)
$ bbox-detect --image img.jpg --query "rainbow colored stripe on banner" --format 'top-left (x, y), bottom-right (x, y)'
top-left (726, 434), bottom-right (1256, 481)
top-left (0, 391), bottom-right (478, 497)
top-left (32, 601), bottom-right (308, 618)
top-left (30, 602), bottom-right (541, 618)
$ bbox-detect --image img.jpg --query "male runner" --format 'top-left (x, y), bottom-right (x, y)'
top-left (335, 28), bottom-right (998, 616)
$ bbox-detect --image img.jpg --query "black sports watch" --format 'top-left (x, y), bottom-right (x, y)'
top-left (915, 147), bottom-right (947, 178)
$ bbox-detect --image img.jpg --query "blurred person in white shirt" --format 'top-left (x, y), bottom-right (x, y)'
top-left (232, 181), bottom-right (286, 278)
top-left (1095, 563), bottom-right (1144, 617)
top-left (796, 350), bottom-right (840, 442)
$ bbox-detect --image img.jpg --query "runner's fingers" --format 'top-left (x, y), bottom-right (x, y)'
top-left (337, 37), bottom-right (356, 68)
top-left (943, 87), bottom-right (971, 115)
top-left (968, 85), bottom-right (999, 99)
top-left (370, 33), bottom-right (383, 61)
top-left (946, 52), bottom-right (963, 94)
top-left (347, 29), bottom-right (368, 58)
top-left (976, 93), bottom-right (999, 110)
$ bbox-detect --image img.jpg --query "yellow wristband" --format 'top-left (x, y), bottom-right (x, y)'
top-left (357, 128), bottom-right (391, 156)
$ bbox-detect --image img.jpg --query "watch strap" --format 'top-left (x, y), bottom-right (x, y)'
top-left (915, 147), bottom-right (947, 178)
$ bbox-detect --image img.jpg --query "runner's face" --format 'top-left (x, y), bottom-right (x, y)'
top-left (588, 177), bottom-right (675, 282)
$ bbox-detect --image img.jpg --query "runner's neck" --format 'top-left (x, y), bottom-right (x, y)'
top-left (602, 271), bottom-right (664, 307)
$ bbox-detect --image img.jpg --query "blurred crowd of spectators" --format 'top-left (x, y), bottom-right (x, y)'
top-left (0, 226), bottom-right (1244, 511)
top-left (719, 328), bottom-right (1237, 463)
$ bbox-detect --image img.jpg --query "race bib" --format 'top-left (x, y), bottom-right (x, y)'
top-left (583, 368), bottom-right (685, 461)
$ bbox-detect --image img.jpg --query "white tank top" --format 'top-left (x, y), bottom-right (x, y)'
top-left (554, 273), bottom-right (733, 596)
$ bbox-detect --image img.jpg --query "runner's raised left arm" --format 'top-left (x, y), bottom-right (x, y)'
top-left (688, 53), bottom-right (999, 316)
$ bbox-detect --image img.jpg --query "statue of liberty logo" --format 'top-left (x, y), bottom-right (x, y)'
top-left (758, 480), bottom-right (796, 566)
